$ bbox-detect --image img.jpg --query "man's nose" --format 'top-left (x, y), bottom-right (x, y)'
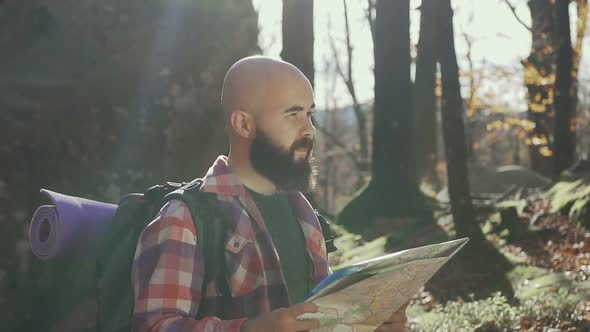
top-left (301, 116), bottom-right (316, 139)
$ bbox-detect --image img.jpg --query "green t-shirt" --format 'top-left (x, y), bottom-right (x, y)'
top-left (248, 190), bottom-right (310, 304)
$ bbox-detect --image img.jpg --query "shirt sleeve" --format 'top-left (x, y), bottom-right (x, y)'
top-left (131, 199), bottom-right (248, 332)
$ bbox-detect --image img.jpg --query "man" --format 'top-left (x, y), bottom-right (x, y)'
top-left (131, 56), bottom-right (408, 331)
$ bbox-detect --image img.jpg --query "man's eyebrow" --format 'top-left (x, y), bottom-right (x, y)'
top-left (284, 103), bottom-right (316, 113)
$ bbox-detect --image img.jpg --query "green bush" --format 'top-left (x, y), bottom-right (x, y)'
top-left (410, 290), bottom-right (588, 331)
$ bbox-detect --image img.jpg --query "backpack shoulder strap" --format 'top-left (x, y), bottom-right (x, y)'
top-left (164, 179), bottom-right (231, 299)
top-left (315, 211), bottom-right (338, 254)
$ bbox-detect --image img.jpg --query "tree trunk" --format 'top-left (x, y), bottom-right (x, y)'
top-left (338, 0), bottom-right (426, 234)
top-left (436, 0), bottom-right (485, 242)
top-left (524, 0), bottom-right (555, 177)
top-left (427, 1), bottom-right (515, 302)
top-left (553, 0), bottom-right (576, 178)
top-left (414, 0), bottom-right (439, 183)
top-left (372, 0), bottom-right (414, 186)
top-left (281, 0), bottom-right (314, 87)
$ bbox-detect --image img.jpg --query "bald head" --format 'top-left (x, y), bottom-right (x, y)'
top-left (221, 56), bottom-right (317, 194)
top-left (221, 56), bottom-right (313, 123)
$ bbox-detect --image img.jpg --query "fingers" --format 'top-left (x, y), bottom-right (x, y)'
top-left (290, 303), bottom-right (320, 331)
top-left (289, 302), bottom-right (319, 316)
top-left (294, 318), bottom-right (321, 331)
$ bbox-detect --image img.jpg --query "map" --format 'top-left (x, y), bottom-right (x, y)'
top-left (298, 238), bottom-right (470, 332)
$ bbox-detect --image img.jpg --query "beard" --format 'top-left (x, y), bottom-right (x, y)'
top-left (250, 128), bottom-right (318, 193)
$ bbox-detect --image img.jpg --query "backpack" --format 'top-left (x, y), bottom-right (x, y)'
top-left (95, 179), bottom-right (337, 332)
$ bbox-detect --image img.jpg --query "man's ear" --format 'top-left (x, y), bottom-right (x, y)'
top-left (229, 110), bottom-right (255, 139)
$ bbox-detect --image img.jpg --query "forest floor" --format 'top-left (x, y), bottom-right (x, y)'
top-left (329, 179), bottom-right (590, 331)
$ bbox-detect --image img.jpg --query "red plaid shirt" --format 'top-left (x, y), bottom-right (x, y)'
top-left (131, 156), bottom-right (331, 332)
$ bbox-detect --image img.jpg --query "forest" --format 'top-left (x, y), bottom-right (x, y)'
top-left (1, 0), bottom-right (589, 331)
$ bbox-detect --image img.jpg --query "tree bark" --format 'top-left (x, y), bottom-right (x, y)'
top-left (436, 0), bottom-right (485, 242)
top-left (414, 0), bottom-right (439, 183)
top-left (553, 0), bottom-right (575, 178)
top-left (372, 0), bottom-right (414, 185)
top-left (524, 0), bottom-right (555, 177)
top-left (281, 0), bottom-right (314, 87)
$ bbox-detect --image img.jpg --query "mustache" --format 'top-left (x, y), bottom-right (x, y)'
top-left (291, 137), bottom-right (314, 151)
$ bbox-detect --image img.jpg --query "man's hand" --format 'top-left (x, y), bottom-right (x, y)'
top-left (374, 302), bottom-right (409, 332)
top-left (240, 303), bottom-right (321, 332)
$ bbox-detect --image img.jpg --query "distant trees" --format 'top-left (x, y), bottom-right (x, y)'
top-left (283, 0), bottom-right (585, 239)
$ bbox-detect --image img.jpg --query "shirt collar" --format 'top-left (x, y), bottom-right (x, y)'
top-left (200, 155), bottom-right (249, 196)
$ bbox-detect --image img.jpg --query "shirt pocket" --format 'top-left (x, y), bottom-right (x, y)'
top-left (226, 233), bottom-right (250, 253)
top-left (224, 233), bottom-right (263, 297)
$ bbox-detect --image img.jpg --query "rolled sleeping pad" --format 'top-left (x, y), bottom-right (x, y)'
top-left (29, 189), bottom-right (117, 259)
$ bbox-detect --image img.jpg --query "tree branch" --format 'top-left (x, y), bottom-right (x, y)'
top-left (329, 36), bottom-right (348, 92)
top-left (330, 0), bottom-right (369, 176)
top-left (366, 0), bottom-right (376, 48)
top-left (342, 0), bottom-right (359, 105)
top-left (462, 31), bottom-right (476, 115)
top-left (502, 0), bottom-right (532, 32)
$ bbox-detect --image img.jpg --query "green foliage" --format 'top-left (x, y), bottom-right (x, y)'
top-left (481, 208), bottom-right (531, 244)
top-left (411, 290), bottom-right (587, 332)
top-left (546, 180), bottom-right (585, 213)
top-left (508, 265), bottom-right (590, 302)
top-left (506, 266), bottom-right (550, 292)
top-left (519, 289), bottom-right (584, 323)
top-left (542, 179), bottom-right (590, 228)
top-left (495, 199), bottom-right (528, 216)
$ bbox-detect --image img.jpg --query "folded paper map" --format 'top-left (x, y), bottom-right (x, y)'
top-left (299, 237), bottom-right (470, 332)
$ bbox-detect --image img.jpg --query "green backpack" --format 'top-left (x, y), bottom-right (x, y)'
top-left (96, 178), bottom-right (228, 332)
top-left (95, 178), bottom-right (337, 332)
